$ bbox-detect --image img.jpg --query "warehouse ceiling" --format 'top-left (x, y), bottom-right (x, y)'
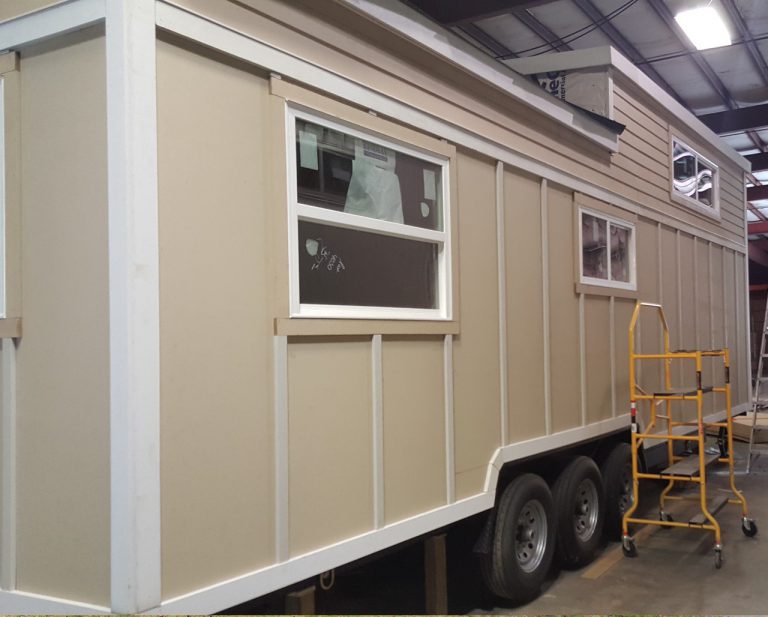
top-left (403, 0), bottom-right (768, 282)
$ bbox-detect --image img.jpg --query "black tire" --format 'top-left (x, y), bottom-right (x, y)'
top-left (553, 456), bottom-right (605, 568)
top-left (481, 473), bottom-right (556, 604)
top-left (600, 443), bottom-right (632, 541)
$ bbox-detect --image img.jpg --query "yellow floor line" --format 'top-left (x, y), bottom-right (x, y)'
top-left (582, 525), bottom-right (658, 580)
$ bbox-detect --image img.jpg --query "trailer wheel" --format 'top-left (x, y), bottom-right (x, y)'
top-left (553, 456), bottom-right (605, 568)
top-left (600, 443), bottom-right (632, 541)
top-left (481, 473), bottom-right (556, 604)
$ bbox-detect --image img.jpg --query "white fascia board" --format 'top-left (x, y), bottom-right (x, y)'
top-left (338, 0), bottom-right (619, 153)
top-left (0, 0), bottom-right (105, 53)
top-left (507, 45), bottom-right (750, 173)
top-left (0, 590), bottom-right (109, 615)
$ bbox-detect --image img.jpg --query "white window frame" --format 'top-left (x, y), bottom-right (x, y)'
top-left (286, 106), bottom-right (452, 320)
top-left (578, 207), bottom-right (636, 291)
top-left (670, 136), bottom-right (720, 219)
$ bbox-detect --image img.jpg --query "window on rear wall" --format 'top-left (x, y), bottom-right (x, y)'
top-left (287, 108), bottom-right (451, 320)
top-left (579, 209), bottom-right (636, 291)
top-left (671, 138), bottom-right (719, 217)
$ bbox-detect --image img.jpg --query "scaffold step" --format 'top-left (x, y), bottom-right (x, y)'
top-left (660, 452), bottom-right (719, 477)
top-left (690, 495), bottom-right (729, 525)
top-left (652, 386), bottom-right (714, 396)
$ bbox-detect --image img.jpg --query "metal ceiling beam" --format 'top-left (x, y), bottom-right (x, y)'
top-left (646, 0), bottom-right (766, 153)
top-left (747, 152), bottom-right (768, 172)
top-left (749, 220), bottom-right (768, 234)
top-left (721, 0), bottom-right (768, 88)
top-left (698, 103), bottom-right (768, 133)
top-left (748, 185), bottom-right (768, 201)
top-left (404, 0), bottom-right (556, 26)
top-left (570, 0), bottom-right (687, 107)
top-left (512, 8), bottom-right (571, 52)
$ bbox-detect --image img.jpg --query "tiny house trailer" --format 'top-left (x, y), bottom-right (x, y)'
top-left (0, 0), bottom-right (752, 613)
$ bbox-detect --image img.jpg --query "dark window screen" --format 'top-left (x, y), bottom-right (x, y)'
top-left (298, 221), bottom-right (438, 309)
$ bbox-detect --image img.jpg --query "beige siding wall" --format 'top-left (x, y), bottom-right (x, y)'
top-left (287, 338), bottom-right (373, 555)
top-left (614, 298), bottom-right (634, 417)
top-left (453, 151), bottom-right (500, 499)
top-left (585, 296), bottom-right (612, 424)
top-left (382, 337), bottom-right (446, 524)
top-left (548, 185), bottom-right (581, 433)
top-left (15, 32), bottom-right (110, 605)
top-left (504, 170), bottom-right (546, 441)
top-left (0, 0), bottom-right (63, 21)
top-left (613, 84), bottom-right (744, 247)
top-left (157, 40), bottom-right (275, 599)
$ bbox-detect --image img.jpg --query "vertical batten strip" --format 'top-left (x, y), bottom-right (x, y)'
top-left (1, 340), bottom-right (16, 591)
top-left (495, 162), bottom-right (508, 445)
top-left (657, 223), bottom-right (664, 385)
top-left (741, 254), bottom-right (751, 406)
top-left (444, 334), bottom-right (455, 504)
top-left (372, 335), bottom-right (384, 528)
top-left (709, 243), bottom-right (715, 350)
top-left (676, 231), bottom-right (683, 351)
top-left (693, 238), bottom-right (700, 349)
top-left (610, 296), bottom-right (616, 418)
top-left (106, 0), bottom-right (160, 612)
top-left (722, 250), bottom-right (729, 349)
top-left (579, 293), bottom-right (587, 426)
top-left (541, 180), bottom-right (552, 435)
top-left (273, 335), bottom-right (289, 562)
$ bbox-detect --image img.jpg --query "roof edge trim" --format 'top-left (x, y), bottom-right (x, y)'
top-left (510, 46), bottom-right (750, 173)
top-left (338, 0), bottom-right (620, 152)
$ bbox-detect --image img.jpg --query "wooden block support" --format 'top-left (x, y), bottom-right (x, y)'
top-left (424, 533), bottom-right (448, 614)
top-left (285, 584), bottom-right (316, 615)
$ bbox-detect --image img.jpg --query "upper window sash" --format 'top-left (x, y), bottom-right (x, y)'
top-left (286, 106), bottom-right (451, 320)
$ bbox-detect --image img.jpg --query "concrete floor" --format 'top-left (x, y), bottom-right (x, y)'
top-left (482, 443), bottom-right (768, 615)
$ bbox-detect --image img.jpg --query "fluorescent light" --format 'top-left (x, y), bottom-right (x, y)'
top-left (675, 6), bottom-right (731, 50)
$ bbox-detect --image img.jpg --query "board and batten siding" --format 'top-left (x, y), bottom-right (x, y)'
top-left (156, 39), bottom-right (276, 600)
top-left (15, 30), bottom-right (110, 605)
top-left (453, 150), bottom-right (501, 500)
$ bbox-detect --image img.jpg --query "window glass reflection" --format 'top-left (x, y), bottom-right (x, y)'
top-left (296, 119), bottom-right (442, 231)
top-left (610, 224), bottom-right (630, 282)
top-left (582, 213), bottom-right (608, 280)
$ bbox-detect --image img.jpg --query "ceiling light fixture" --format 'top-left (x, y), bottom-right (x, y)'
top-left (675, 6), bottom-right (732, 50)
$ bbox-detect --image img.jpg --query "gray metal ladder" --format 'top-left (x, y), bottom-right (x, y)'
top-left (748, 293), bottom-right (768, 473)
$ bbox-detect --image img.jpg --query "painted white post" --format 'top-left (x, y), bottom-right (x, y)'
top-left (105, 0), bottom-right (161, 612)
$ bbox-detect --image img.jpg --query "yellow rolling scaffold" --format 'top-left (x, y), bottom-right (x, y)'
top-left (621, 301), bottom-right (757, 568)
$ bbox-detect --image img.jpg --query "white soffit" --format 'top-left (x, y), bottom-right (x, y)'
top-left (508, 45), bottom-right (750, 173)
top-left (339, 0), bottom-right (620, 152)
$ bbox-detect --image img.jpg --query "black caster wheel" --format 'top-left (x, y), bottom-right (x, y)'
top-left (621, 535), bottom-right (637, 558)
top-left (742, 518), bottom-right (758, 537)
top-left (714, 546), bottom-right (723, 569)
top-left (659, 511), bottom-right (674, 523)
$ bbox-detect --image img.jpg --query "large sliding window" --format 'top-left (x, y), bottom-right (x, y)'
top-left (288, 108), bottom-right (451, 319)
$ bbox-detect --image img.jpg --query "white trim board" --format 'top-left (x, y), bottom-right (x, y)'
top-left (0, 0), bottom-right (105, 53)
top-left (155, 1), bottom-right (745, 256)
top-left (0, 589), bottom-right (109, 615)
top-left (106, 0), bottom-right (161, 612)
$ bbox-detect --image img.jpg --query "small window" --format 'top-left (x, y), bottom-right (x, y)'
top-left (288, 109), bottom-right (451, 319)
top-left (672, 138), bottom-right (719, 215)
top-left (579, 209), bottom-right (636, 290)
